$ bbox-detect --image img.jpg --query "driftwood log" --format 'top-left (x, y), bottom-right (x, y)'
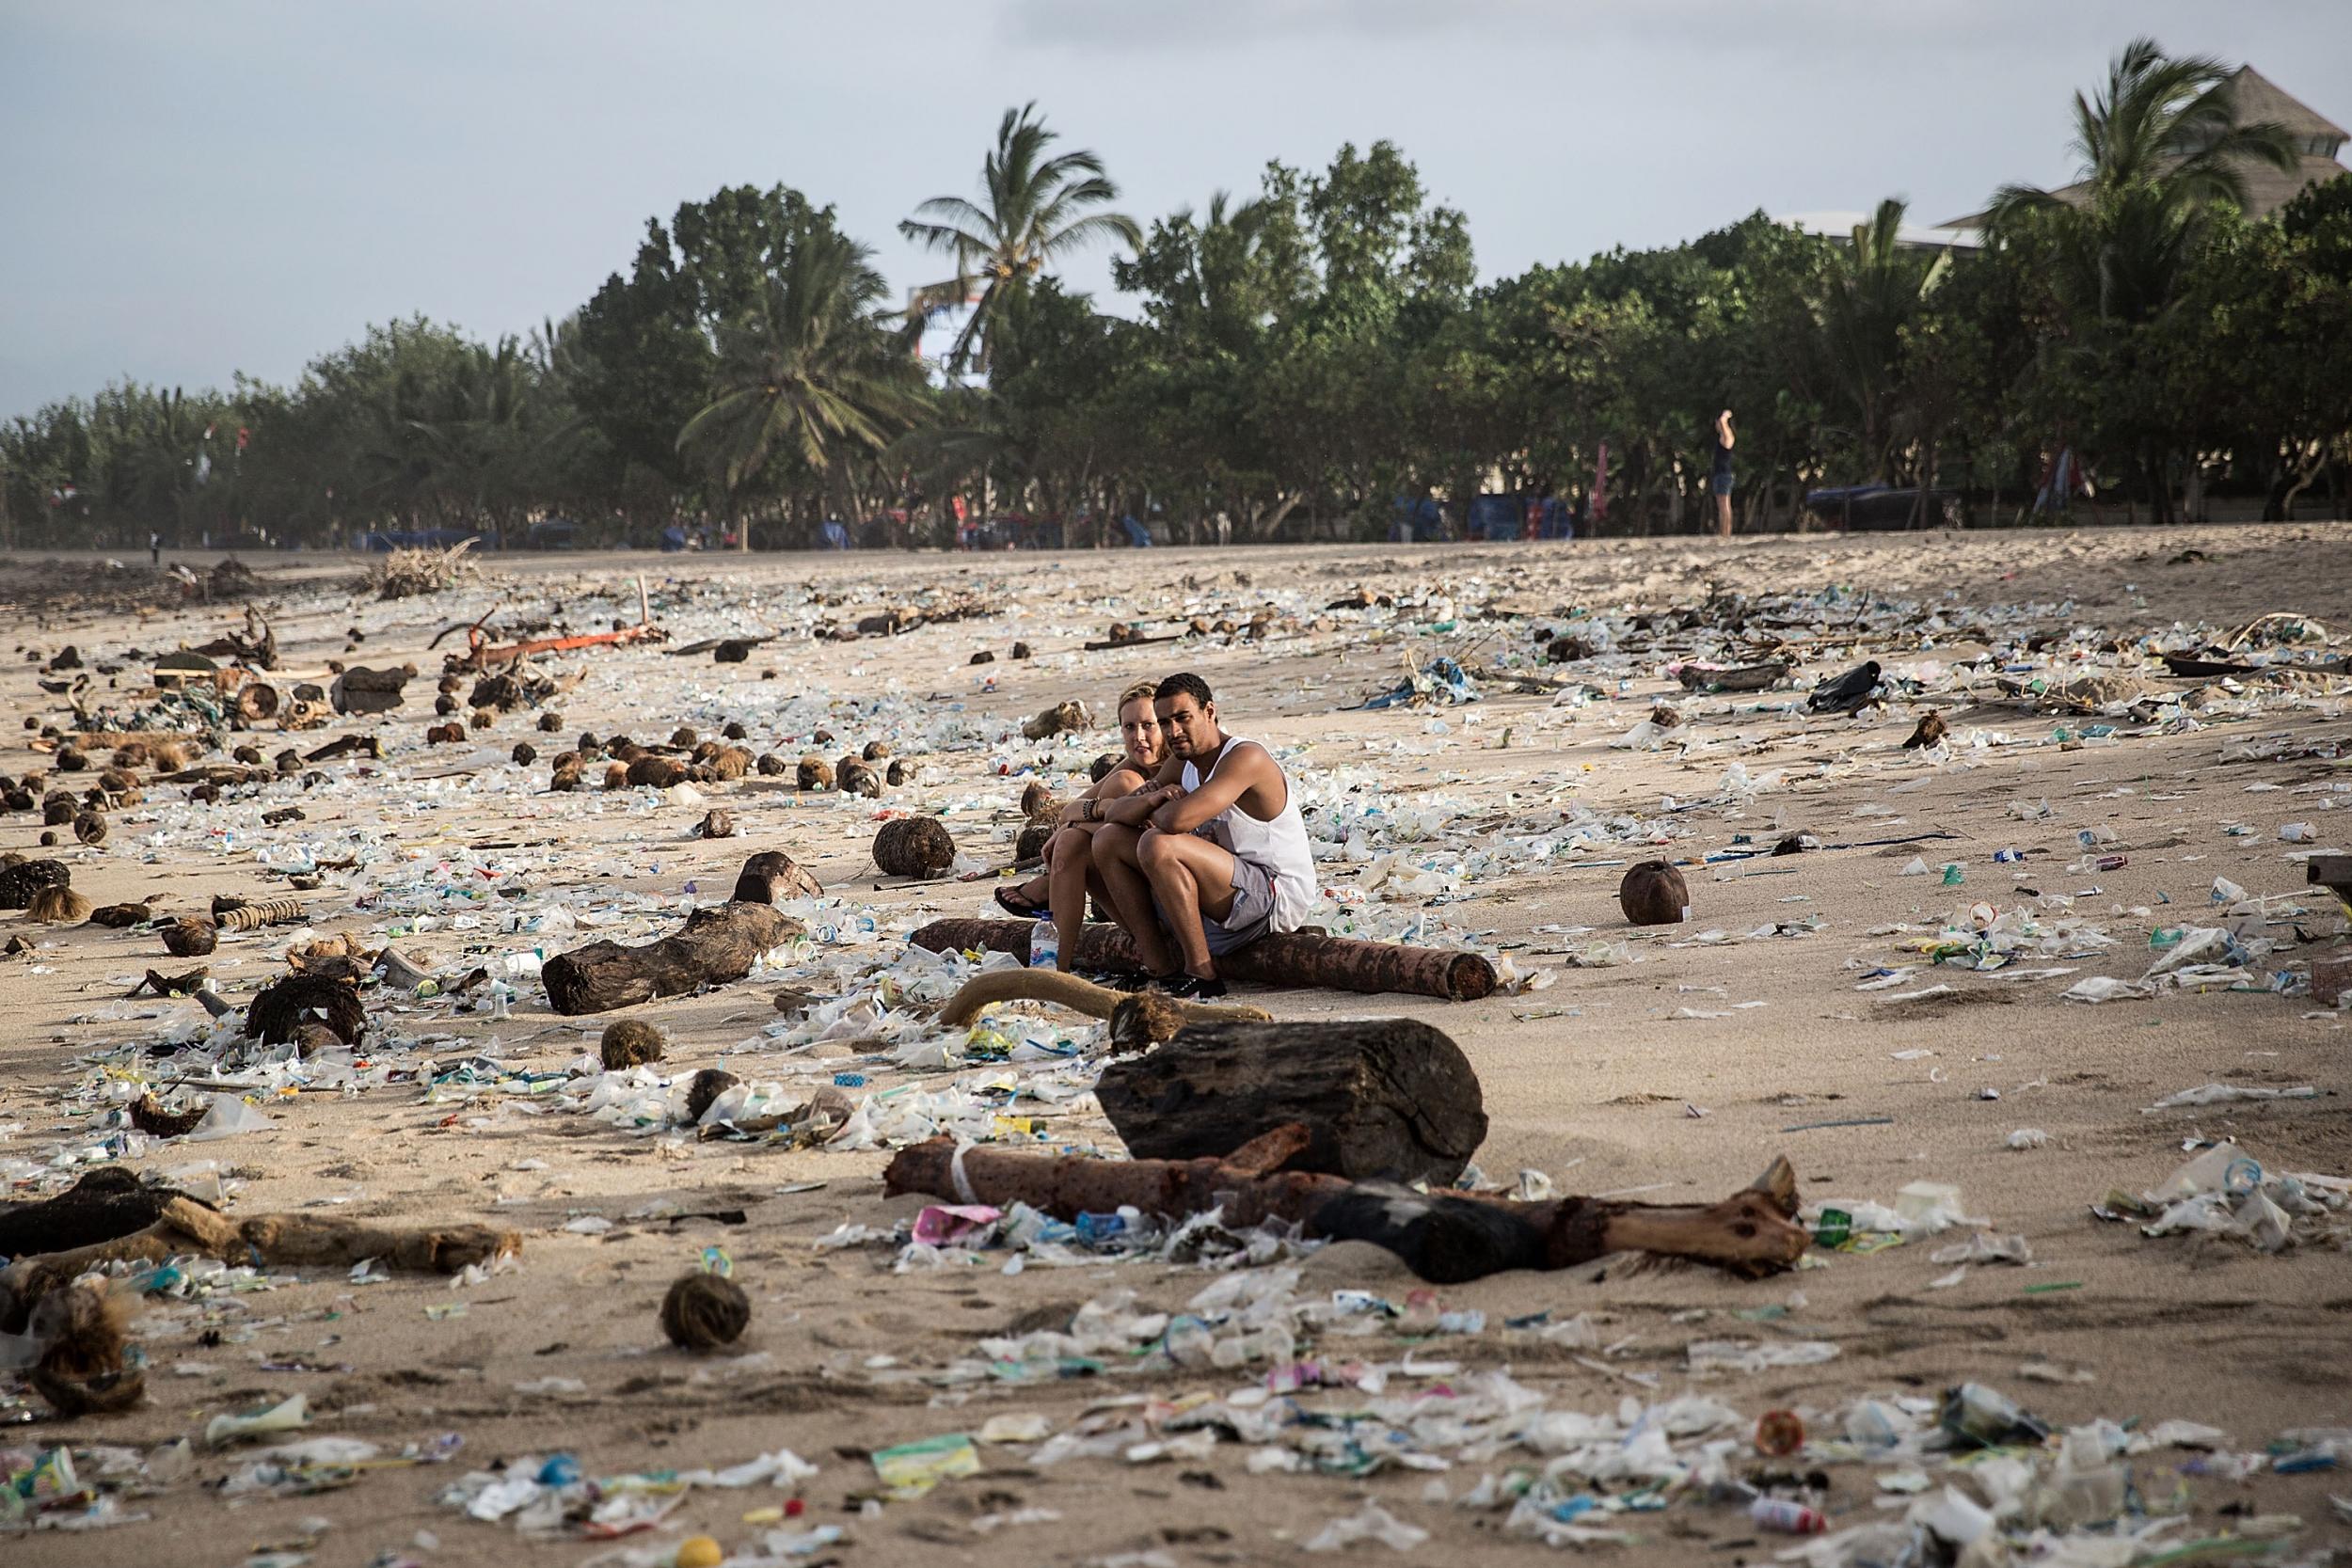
top-left (1096, 1019), bottom-right (1486, 1184)
top-left (1, 1174), bottom-right (517, 1328)
top-left (912, 918), bottom-right (1496, 1002)
top-left (544, 901), bottom-right (804, 1015)
top-left (0, 1169), bottom-right (190, 1265)
top-left (939, 967), bottom-right (1269, 1044)
top-left (884, 1125), bottom-right (1807, 1284)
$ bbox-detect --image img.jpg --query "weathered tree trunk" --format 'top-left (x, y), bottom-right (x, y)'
top-left (910, 918), bottom-right (1496, 1002)
top-left (2, 1192), bottom-right (518, 1327)
top-left (544, 902), bottom-right (803, 1015)
top-left (882, 1128), bottom-right (1807, 1284)
top-left (1096, 1019), bottom-right (1486, 1185)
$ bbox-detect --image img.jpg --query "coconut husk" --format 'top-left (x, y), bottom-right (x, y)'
top-left (246, 973), bottom-right (366, 1047)
top-left (628, 755), bottom-right (690, 788)
top-left (600, 1019), bottom-right (665, 1069)
top-left (660, 1271), bottom-right (750, 1351)
top-left (163, 918), bottom-right (218, 957)
top-left (28, 886), bottom-right (91, 925)
top-left (684, 1069), bottom-right (739, 1124)
top-left (874, 816), bottom-right (955, 878)
top-left (26, 1283), bottom-right (143, 1417)
top-left (1023, 701), bottom-right (1090, 741)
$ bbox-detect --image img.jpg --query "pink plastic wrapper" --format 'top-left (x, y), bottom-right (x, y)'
top-left (912, 1203), bottom-right (1002, 1246)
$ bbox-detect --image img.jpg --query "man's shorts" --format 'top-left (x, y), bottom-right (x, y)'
top-left (1157, 856), bottom-right (1279, 957)
top-left (1712, 469), bottom-right (1736, 496)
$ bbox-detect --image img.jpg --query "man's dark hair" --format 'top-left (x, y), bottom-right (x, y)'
top-left (1154, 672), bottom-right (1214, 708)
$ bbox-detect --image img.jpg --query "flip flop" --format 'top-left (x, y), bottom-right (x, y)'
top-left (993, 885), bottom-right (1051, 919)
top-left (1160, 974), bottom-right (1230, 1001)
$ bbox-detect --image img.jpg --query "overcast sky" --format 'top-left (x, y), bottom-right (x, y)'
top-left (4, 0), bottom-right (2346, 418)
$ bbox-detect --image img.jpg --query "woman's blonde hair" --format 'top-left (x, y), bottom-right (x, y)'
top-left (1116, 681), bottom-right (1159, 715)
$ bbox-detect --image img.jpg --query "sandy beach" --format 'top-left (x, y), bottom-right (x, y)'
top-left (3, 523), bottom-right (2348, 1567)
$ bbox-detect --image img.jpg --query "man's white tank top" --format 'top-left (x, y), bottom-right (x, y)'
top-left (1181, 736), bottom-right (1318, 928)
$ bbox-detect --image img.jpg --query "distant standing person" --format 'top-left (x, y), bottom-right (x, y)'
top-left (150, 531), bottom-right (161, 565)
top-left (1709, 409), bottom-right (1735, 537)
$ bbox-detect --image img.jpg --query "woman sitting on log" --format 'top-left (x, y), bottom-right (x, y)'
top-left (993, 682), bottom-right (1165, 952)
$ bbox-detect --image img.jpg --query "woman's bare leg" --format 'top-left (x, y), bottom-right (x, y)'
top-left (1046, 824), bottom-right (1098, 971)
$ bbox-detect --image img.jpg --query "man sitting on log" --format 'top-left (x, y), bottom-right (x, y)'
top-left (1091, 673), bottom-right (1317, 999)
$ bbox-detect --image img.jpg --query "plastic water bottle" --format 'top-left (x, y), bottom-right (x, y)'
top-left (1029, 920), bottom-right (1058, 970)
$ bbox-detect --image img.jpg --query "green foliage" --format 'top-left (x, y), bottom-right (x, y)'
top-left (901, 103), bottom-right (1141, 373)
top-left (7, 49), bottom-right (2347, 551)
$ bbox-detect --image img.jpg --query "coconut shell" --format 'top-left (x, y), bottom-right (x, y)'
top-left (698, 809), bottom-right (736, 839)
top-left (601, 1019), bottom-right (665, 1069)
top-left (862, 740), bottom-right (890, 761)
top-left (836, 759), bottom-right (881, 799)
top-left (425, 721), bottom-right (465, 745)
top-left (969, 650), bottom-right (994, 665)
top-left (1020, 782), bottom-right (1055, 818)
top-left (512, 742), bottom-right (537, 767)
top-left (670, 727), bottom-right (698, 749)
top-left (1009, 641), bottom-right (1032, 660)
top-left (702, 746), bottom-right (752, 781)
top-left (1015, 820), bottom-right (1056, 863)
top-left (660, 1271), bottom-right (750, 1352)
top-left (538, 710), bottom-right (564, 733)
top-left (755, 752), bottom-right (787, 776)
top-left (885, 760), bottom-right (908, 786)
top-left (72, 810), bottom-right (107, 846)
top-left (797, 756), bottom-right (834, 791)
top-left (1618, 860), bottom-right (1690, 926)
top-left (874, 816), bottom-right (955, 878)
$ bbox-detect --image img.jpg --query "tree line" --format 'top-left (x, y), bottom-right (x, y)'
top-left (4, 38), bottom-right (2347, 553)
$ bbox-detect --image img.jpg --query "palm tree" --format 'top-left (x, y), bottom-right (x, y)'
top-left (900, 102), bottom-right (1141, 373)
top-left (1817, 198), bottom-right (1950, 480)
top-left (1984, 38), bottom-right (2296, 325)
top-left (677, 228), bottom-right (930, 549)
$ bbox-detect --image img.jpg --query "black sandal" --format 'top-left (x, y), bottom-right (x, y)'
top-left (993, 884), bottom-right (1051, 919)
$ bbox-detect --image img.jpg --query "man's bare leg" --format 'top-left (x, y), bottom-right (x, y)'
top-left (1137, 829), bottom-right (1241, 981)
top-left (1091, 823), bottom-right (1177, 976)
top-left (1716, 494), bottom-right (1733, 537)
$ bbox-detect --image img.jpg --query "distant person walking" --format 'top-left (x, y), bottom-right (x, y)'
top-left (1709, 409), bottom-right (1735, 537)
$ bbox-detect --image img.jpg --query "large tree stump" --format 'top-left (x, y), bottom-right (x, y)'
top-left (1096, 1019), bottom-right (1486, 1184)
top-left (543, 902), bottom-right (803, 1015)
top-left (911, 918), bottom-right (1496, 1002)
